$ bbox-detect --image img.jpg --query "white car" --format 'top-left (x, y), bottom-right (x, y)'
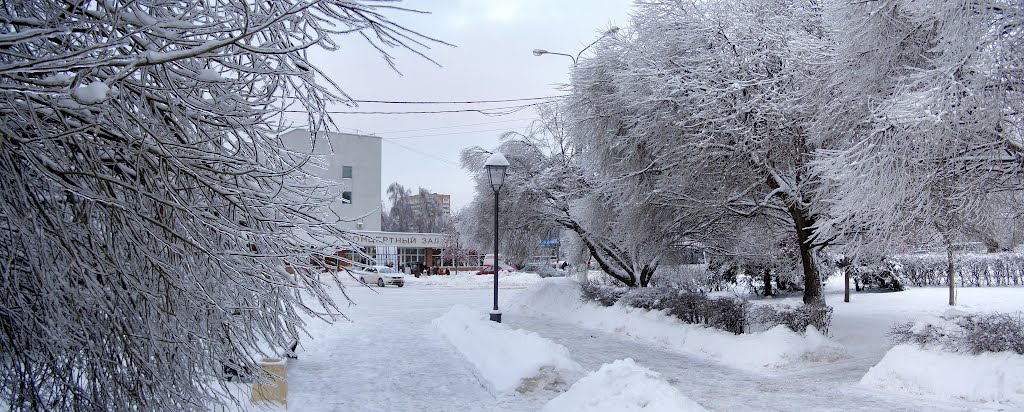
top-left (358, 265), bottom-right (405, 287)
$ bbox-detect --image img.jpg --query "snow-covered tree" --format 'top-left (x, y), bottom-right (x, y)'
top-left (567, 0), bottom-right (833, 302)
top-left (462, 107), bottom-right (675, 287)
top-left (382, 183), bottom-right (448, 233)
top-left (440, 214), bottom-right (472, 267)
top-left (0, 0), bottom-right (436, 409)
top-left (811, 0), bottom-right (1024, 304)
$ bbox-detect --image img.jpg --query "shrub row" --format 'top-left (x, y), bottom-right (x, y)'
top-left (581, 284), bottom-right (831, 335)
top-left (748, 303), bottom-right (833, 335)
top-left (885, 253), bottom-right (1024, 287)
top-left (890, 311), bottom-right (1024, 355)
top-left (580, 283), bottom-right (628, 307)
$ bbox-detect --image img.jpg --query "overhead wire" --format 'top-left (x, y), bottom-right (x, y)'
top-left (379, 118), bottom-right (537, 135)
top-left (278, 95), bottom-right (556, 164)
top-left (351, 95), bottom-right (567, 104)
top-left (381, 138), bottom-right (461, 167)
top-left (285, 102), bottom-right (548, 116)
top-left (281, 94), bottom-right (566, 116)
top-left (387, 126), bottom-right (532, 140)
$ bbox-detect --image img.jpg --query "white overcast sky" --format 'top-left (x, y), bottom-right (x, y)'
top-left (303, 0), bottom-right (633, 212)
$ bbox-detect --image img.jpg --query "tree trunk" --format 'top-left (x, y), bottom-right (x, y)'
top-left (763, 268), bottom-right (773, 297)
top-left (947, 246), bottom-right (956, 306)
top-left (837, 256), bottom-right (852, 303)
top-left (843, 268), bottom-right (850, 303)
top-left (789, 205), bottom-right (822, 304)
top-left (638, 265), bottom-right (657, 288)
top-left (561, 222), bottom-right (636, 287)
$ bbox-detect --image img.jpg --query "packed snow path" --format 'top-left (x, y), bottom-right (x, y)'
top-left (276, 286), bottom-right (549, 411)
top-left (503, 314), bottom-right (973, 412)
top-left (251, 282), bottom-right (988, 411)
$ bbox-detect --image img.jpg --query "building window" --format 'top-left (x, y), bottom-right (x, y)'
top-left (342, 165), bottom-right (353, 179)
top-left (342, 191), bottom-right (352, 203)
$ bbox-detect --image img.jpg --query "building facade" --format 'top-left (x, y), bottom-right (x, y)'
top-left (406, 193), bottom-right (452, 218)
top-left (281, 129), bottom-right (382, 231)
top-left (281, 129), bottom-right (465, 271)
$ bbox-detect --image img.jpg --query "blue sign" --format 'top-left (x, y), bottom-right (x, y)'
top-left (539, 239), bottom-right (558, 245)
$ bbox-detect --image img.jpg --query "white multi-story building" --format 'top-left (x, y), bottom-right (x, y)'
top-left (279, 128), bottom-right (467, 271)
top-left (280, 128), bottom-right (382, 231)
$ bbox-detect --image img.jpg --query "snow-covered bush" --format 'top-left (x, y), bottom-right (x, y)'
top-left (667, 294), bottom-right (747, 335)
top-left (617, 287), bottom-right (678, 310)
top-left (847, 259), bottom-right (906, 292)
top-left (650, 264), bottom-right (716, 292)
top-left (749, 302), bottom-right (834, 335)
top-left (890, 310), bottom-right (1024, 355)
top-left (965, 313), bottom-right (1024, 355)
top-left (581, 284), bottom-right (837, 335)
top-left (580, 283), bottom-right (627, 307)
top-left (610, 288), bottom-right (747, 334)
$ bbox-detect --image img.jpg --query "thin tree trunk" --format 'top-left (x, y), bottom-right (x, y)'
top-left (947, 246), bottom-right (956, 306)
top-left (763, 268), bottom-right (773, 297)
top-left (844, 268), bottom-right (850, 303)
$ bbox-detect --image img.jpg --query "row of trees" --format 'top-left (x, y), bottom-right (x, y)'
top-left (462, 0), bottom-right (1024, 305)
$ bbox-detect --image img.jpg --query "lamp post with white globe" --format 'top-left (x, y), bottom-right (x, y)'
top-left (484, 152), bottom-right (509, 323)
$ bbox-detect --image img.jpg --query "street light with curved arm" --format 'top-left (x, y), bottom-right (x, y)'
top-left (532, 26), bottom-right (619, 65)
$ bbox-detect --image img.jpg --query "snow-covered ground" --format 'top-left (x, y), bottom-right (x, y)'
top-left (235, 272), bottom-right (1024, 411)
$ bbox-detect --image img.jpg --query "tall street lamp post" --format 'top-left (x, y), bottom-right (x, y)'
top-left (484, 152), bottom-right (509, 323)
top-left (532, 27), bottom-right (619, 65)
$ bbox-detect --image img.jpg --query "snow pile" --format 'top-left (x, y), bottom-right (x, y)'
top-left (72, 81), bottom-right (110, 104)
top-left (432, 305), bottom-right (583, 395)
top-left (861, 344), bottom-right (1024, 405)
top-left (405, 271), bottom-right (542, 289)
top-left (506, 277), bottom-right (584, 314)
top-left (542, 358), bottom-right (707, 412)
top-left (510, 279), bottom-right (846, 371)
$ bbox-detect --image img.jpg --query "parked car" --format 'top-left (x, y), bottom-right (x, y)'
top-left (536, 266), bottom-right (567, 278)
top-left (475, 264), bottom-right (516, 275)
top-left (520, 262), bottom-right (567, 278)
top-left (357, 265), bottom-right (405, 287)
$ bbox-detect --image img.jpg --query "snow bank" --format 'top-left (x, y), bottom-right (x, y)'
top-left (405, 271), bottom-right (542, 289)
top-left (432, 305), bottom-right (582, 395)
top-left (542, 358), bottom-right (707, 412)
top-left (506, 277), bottom-right (584, 314)
top-left (861, 344), bottom-right (1024, 405)
top-left (510, 279), bottom-right (846, 372)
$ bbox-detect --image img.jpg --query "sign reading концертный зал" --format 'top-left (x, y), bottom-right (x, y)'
top-left (350, 231), bottom-right (445, 248)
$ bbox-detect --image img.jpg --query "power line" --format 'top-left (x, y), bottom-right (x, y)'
top-left (287, 102), bottom-right (544, 116)
top-left (352, 95), bottom-right (567, 104)
top-left (387, 126), bottom-right (529, 140)
top-left (379, 118), bottom-right (537, 135)
top-left (380, 137), bottom-right (461, 167)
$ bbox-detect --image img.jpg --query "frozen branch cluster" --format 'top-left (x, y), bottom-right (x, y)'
top-left (0, 0), bottom-right (434, 410)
